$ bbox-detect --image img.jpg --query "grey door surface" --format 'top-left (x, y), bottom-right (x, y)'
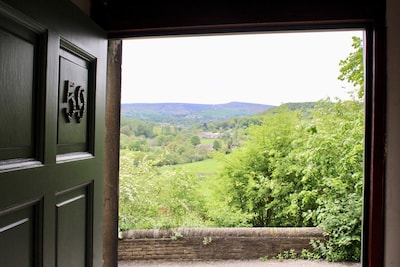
top-left (0, 0), bottom-right (107, 266)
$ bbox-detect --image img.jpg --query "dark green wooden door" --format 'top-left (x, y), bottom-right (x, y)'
top-left (0, 0), bottom-right (106, 266)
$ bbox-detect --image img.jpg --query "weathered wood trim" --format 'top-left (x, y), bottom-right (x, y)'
top-left (103, 39), bottom-right (122, 267)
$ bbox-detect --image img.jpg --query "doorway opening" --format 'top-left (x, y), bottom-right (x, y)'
top-left (119, 30), bottom-right (366, 262)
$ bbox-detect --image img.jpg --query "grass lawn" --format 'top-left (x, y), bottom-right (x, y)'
top-left (161, 158), bottom-right (222, 177)
top-left (200, 138), bottom-right (217, 145)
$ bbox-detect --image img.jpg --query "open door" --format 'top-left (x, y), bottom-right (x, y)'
top-left (0, 0), bottom-right (106, 266)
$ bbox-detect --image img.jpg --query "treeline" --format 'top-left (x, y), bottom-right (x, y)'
top-left (121, 102), bottom-right (273, 126)
top-left (119, 113), bottom-right (264, 165)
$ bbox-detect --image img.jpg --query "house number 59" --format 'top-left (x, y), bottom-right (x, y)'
top-left (63, 80), bottom-right (85, 123)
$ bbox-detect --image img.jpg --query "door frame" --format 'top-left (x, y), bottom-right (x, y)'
top-left (102, 9), bottom-right (386, 267)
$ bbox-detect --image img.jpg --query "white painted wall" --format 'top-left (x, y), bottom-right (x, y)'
top-left (385, 0), bottom-right (400, 266)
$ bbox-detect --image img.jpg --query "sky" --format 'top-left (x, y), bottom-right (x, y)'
top-left (122, 30), bottom-right (363, 106)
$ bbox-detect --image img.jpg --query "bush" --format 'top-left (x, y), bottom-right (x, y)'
top-left (119, 154), bottom-right (208, 230)
top-left (217, 100), bottom-right (364, 261)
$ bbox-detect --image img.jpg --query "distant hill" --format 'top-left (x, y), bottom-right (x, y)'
top-left (121, 102), bottom-right (275, 124)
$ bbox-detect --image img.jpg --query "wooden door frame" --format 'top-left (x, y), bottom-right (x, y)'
top-left (103, 39), bottom-right (122, 267)
top-left (100, 4), bottom-right (386, 267)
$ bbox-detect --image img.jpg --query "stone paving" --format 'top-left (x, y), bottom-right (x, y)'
top-left (119, 260), bottom-right (361, 267)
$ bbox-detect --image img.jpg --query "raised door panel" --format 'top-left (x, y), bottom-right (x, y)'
top-left (56, 184), bottom-right (93, 267)
top-left (0, 201), bottom-right (41, 267)
top-left (57, 40), bottom-right (96, 156)
top-left (0, 12), bottom-right (43, 162)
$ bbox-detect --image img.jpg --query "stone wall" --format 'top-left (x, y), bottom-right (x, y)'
top-left (118, 227), bottom-right (324, 261)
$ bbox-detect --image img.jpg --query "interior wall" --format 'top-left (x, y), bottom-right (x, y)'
top-left (385, 0), bottom-right (400, 266)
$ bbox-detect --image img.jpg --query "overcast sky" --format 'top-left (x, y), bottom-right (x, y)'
top-left (122, 30), bottom-right (363, 106)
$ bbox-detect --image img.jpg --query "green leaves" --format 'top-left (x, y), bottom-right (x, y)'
top-left (218, 99), bottom-right (364, 261)
top-left (338, 36), bottom-right (364, 99)
top-left (119, 153), bottom-right (207, 230)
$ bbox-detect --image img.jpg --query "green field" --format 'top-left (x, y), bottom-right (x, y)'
top-left (161, 158), bottom-right (222, 176)
top-left (200, 138), bottom-right (216, 145)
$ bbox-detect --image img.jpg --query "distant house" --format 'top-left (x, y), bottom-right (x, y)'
top-left (198, 132), bottom-right (221, 139)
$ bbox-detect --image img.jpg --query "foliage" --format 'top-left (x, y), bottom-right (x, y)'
top-left (302, 100), bottom-right (364, 262)
top-left (213, 140), bottom-right (221, 150)
top-left (260, 249), bottom-right (298, 262)
top-left (119, 100), bottom-right (364, 260)
top-left (190, 135), bottom-right (201, 146)
top-left (119, 101), bottom-right (364, 259)
top-left (217, 99), bottom-right (364, 261)
top-left (170, 231), bottom-right (183, 240)
top-left (119, 152), bottom-right (208, 230)
top-left (338, 36), bottom-right (364, 99)
top-left (217, 106), bottom-right (304, 226)
top-left (121, 102), bottom-right (273, 126)
top-left (120, 116), bottom-right (155, 138)
top-left (202, 236), bottom-right (213, 245)
top-left (119, 150), bottom-right (254, 229)
top-left (281, 102), bottom-right (316, 112)
top-left (300, 249), bottom-right (321, 260)
top-left (199, 170), bottom-right (253, 227)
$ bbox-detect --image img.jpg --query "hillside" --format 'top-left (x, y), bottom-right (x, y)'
top-left (121, 102), bottom-right (275, 124)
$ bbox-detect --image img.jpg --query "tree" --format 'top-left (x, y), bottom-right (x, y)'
top-left (213, 140), bottom-right (221, 150)
top-left (218, 106), bottom-right (305, 227)
top-left (217, 100), bottom-right (364, 260)
top-left (302, 100), bottom-right (364, 261)
top-left (338, 36), bottom-right (364, 99)
top-left (190, 135), bottom-right (201, 146)
top-left (120, 125), bottom-right (132, 136)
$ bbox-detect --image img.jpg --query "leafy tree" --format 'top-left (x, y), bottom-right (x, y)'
top-left (128, 139), bottom-right (148, 152)
top-left (190, 135), bottom-right (201, 146)
top-left (213, 140), bottom-right (221, 151)
top-left (218, 106), bottom-right (306, 227)
top-left (120, 125), bottom-right (133, 136)
top-left (217, 99), bottom-right (363, 260)
top-left (338, 36), bottom-right (364, 99)
top-left (120, 117), bottom-right (155, 138)
top-left (302, 100), bottom-right (364, 261)
top-left (157, 135), bottom-right (173, 146)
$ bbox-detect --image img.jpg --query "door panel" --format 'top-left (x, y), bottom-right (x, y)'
top-left (56, 183), bottom-right (92, 267)
top-left (0, 201), bottom-right (40, 267)
top-left (0, 1), bottom-right (106, 266)
top-left (0, 10), bottom-right (41, 161)
top-left (57, 40), bottom-right (95, 156)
